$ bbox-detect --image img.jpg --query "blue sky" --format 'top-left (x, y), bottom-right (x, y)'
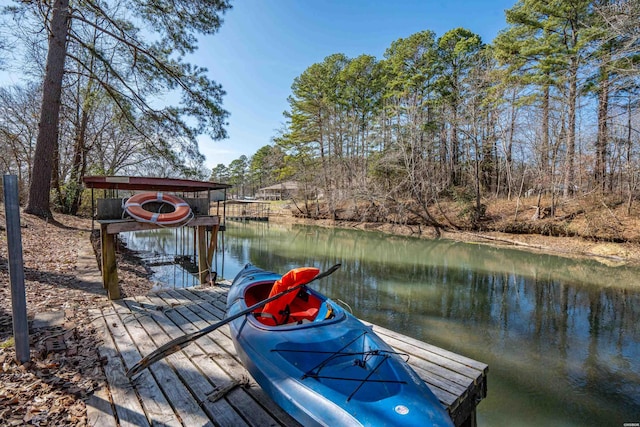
top-left (196, 0), bottom-right (516, 170)
top-left (0, 0), bottom-right (516, 171)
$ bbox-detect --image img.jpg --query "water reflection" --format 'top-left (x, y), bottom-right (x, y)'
top-left (120, 228), bottom-right (201, 290)
top-left (221, 220), bottom-right (640, 427)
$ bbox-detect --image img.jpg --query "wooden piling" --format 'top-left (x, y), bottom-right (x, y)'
top-left (197, 225), bottom-right (208, 284)
top-left (98, 216), bottom-right (221, 299)
top-left (100, 223), bottom-right (120, 300)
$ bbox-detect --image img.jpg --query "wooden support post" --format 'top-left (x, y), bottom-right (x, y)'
top-left (196, 225), bottom-right (208, 284)
top-left (193, 227), bottom-right (197, 269)
top-left (206, 224), bottom-right (219, 270)
top-left (2, 175), bottom-right (30, 364)
top-left (96, 216), bottom-right (219, 294)
top-left (100, 224), bottom-right (108, 290)
top-left (100, 224), bottom-right (120, 300)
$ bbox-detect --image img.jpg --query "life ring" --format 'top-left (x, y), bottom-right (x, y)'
top-left (124, 192), bottom-right (192, 225)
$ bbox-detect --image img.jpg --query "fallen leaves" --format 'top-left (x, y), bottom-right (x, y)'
top-left (0, 210), bottom-right (156, 426)
top-left (0, 310), bottom-right (106, 426)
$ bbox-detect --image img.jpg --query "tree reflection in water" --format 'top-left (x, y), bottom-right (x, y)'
top-left (221, 221), bottom-right (640, 427)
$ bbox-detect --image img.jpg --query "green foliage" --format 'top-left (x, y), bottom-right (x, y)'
top-left (383, 30), bottom-right (439, 100)
top-left (0, 337), bottom-right (14, 349)
top-left (134, 0), bottom-right (232, 55)
top-left (248, 145), bottom-right (286, 188)
top-left (494, 0), bottom-right (596, 91)
top-left (228, 155), bottom-right (248, 184)
top-left (53, 179), bottom-right (82, 214)
top-left (436, 28), bottom-right (484, 101)
top-left (210, 163), bottom-right (230, 182)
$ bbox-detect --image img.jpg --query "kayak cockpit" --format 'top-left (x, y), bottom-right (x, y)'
top-left (274, 331), bottom-right (407, 402)
top-left (243, 281), bottom-right (336, 327)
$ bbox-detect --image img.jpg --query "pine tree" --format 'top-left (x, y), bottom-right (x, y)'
top-left (4, 0), bottom-right (232, 218)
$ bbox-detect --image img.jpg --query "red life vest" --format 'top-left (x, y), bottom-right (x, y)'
top-left (262, 267), bottom-right (320, 325)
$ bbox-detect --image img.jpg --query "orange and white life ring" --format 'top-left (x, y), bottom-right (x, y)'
top-left (124, 192), bottom-right (192, 225)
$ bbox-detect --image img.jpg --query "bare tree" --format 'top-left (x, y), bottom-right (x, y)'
top-left (25, 0), bottom-right (69, 218)
top-left (0, 84), bottom-right (41, 185)
top-left (2, 0), bottom-right (231, 218)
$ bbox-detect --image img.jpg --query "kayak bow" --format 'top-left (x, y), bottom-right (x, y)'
top-left (227, 264), bottom-right (454, 427)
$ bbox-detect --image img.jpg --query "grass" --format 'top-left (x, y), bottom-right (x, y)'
top-left (1, 337), bottom-right (15, 349)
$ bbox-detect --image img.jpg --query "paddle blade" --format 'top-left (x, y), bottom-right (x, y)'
top-left (126, 335), bottom-right (194, 378)
top-left (317, 263), bottom-right (341, 279)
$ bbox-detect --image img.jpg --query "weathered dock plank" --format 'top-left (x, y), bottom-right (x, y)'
top-left (90, 308), bottom-right (151, 427)
top-left (111, 301), bottom-right (213, 426)
top-left (86, 310), bottom-right (118, 427)
top-left (368, 322), bottom-right (487, 426)
top-left (159, 289), bottom-right (301, 426)
top-left (90, 285), bottom-right (486, 426)
top-left (146, 291), bottom-right (278, 427)
top-left (104, 303), bottom-right (184, 427)
top-left (126, 295), bottom-right (247, 426)
top-left (85, 386), bottom-right (118, 427)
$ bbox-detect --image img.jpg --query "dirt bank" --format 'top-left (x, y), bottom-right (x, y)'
top-left (270, 195), bottom-right (640, 267)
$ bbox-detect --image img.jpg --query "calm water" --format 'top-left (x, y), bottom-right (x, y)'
top-left (124, 220), bottom-right (640, 426)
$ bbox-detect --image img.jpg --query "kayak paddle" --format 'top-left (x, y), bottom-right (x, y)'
top-left (126, 263), bottom-right (341, 378)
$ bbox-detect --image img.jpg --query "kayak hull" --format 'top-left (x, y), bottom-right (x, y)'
top-left (227, 264), bottom-right (454, 427)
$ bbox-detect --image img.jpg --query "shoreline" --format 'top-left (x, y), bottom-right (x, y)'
top-left (268, 213), bottom-right (640, 267)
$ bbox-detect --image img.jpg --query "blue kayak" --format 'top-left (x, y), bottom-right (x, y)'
top-left (226, 264), bottom-right (454, 427)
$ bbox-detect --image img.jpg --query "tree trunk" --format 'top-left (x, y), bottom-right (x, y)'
top-left (68, 106), bottom-right (90, 215)
top-left (563, 58), bottom-right (578, 199)
top-left (25, 0), bottom-right (70, 218)
top-left (482, 109), bottom-right (496, 194)
top-left (439, 120), bottom-right (448, 188)
top-left (626, 95), bottom-right (634, 215)
top-left (595, 65), bottom-right (609, 192)
top-left (506, 89), bottom-right (516, 200)
top-left (450, 100), bottom-right (459, 186)
top-left (51, 136), bottom-right (63, 209)
top-left (541, 84), bottom-right (550, 178)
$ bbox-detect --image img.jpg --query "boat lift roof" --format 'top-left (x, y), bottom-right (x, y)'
top-left (83, 176), bottom-right (231, 193)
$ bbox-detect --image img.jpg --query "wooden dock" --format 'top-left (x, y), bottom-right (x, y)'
top-left (98, 216), bottom-right (220, 300)
top-left (87, 285), bottom-right (487, 427)
top-left (225, 200), bottom-right (271, 222)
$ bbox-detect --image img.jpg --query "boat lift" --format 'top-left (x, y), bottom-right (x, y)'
top-left (83, 176), bottom-right (231, 299)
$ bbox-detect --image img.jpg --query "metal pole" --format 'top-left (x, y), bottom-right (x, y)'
top-left (2, 175), bottom-right (30, 364)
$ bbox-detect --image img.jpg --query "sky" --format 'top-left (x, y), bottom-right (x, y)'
top-left (0, 0), bottom-right (517, 172)
top-left (196, 0), bottom-right (516, 170)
